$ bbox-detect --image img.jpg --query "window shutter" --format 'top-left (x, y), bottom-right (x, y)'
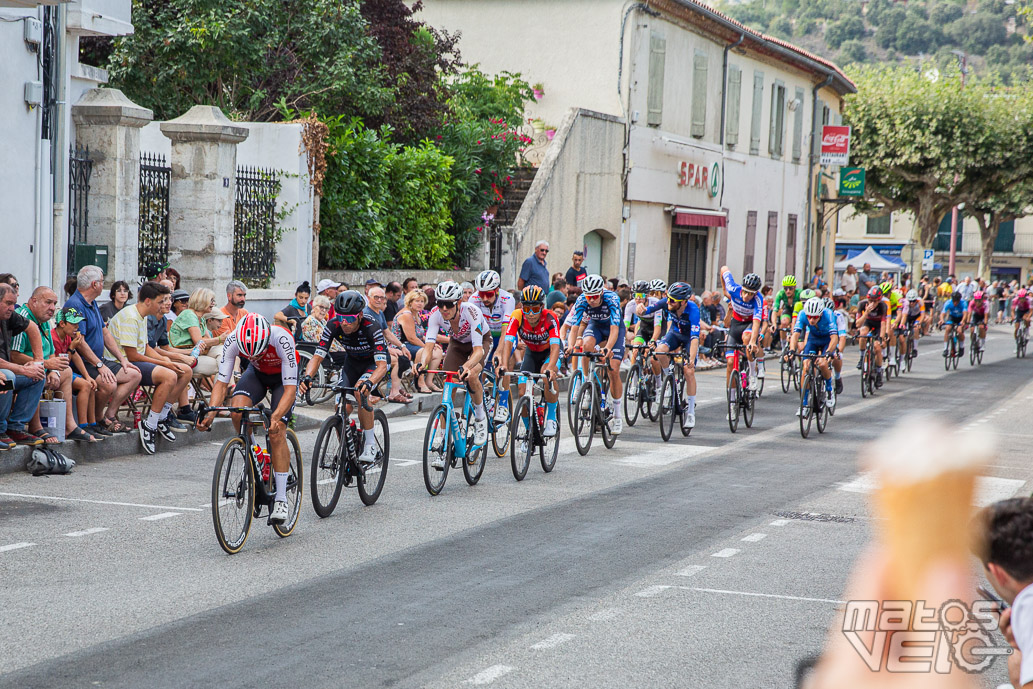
top-left (792, 87), bottom-right (804, 163)
top-left (744, 211), bottom-right (758, 274)
top-left (750, 71), bottom-right (764, 154)
top-left (769, 82), bottom-right (785, 157)
top-left (647, 33), bottom-right (666, 128)
top-left (725, 64), bottom-right (741, 147)
top-left (691, 52), bottom-right (708, 138)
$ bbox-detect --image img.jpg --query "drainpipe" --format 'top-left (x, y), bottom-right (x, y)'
top-left (32, 5), bottom-right (45, 288)
top-left (804, 74), bottom-right (834, 278)
top-left (51, 2), bottom-right (69, 289)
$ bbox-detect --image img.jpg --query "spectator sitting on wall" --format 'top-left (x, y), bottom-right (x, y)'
top-left (100, 281), bottom-right (132, 324)
top-left (148, 288), bottom-right (199, 427)
top-left (392, 289), bottom-right (442, 394)
top-left (11, 286), bottom-right (95, 443)
top-left (364, 278), bottom-right (381, 296)
top-left (65, 265), bottom-right (141, 435)
top-left (274, 281), bottom-right (311, 339)
top-left (518, 240), bottom-right (550, 291)
top-left (51, 307), bottom-right (103, 441)
top-left (63, 277), bottom-right (77, 298)
top-left (0, 283), bottom-right (46, 448)
top-left (170, 288), bottom-right (225, 378)
top-left (167, 289), bottom-right (190, 332)
top-left (366, 286), bottom-right (412, 404)
top-left (105, 281), bottom-right (192, 452)
top-left (384, 282), bottom-right (402, 324)
top-left (215, 280), bottom-right (249, 337)
top-left (315, 279), bottom-right (341, 318)
top-left (300, 295), bottom-right (337, 348)
top-left (565, 250), bottom-right (587, 290)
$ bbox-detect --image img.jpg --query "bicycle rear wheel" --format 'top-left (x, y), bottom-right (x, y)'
top-left (212, 437), bottom-right (254, 554)
top-left (815, 382), bottom-right (828, 434)
top-left (510, 396), bottom-right (533, 481)
top-left (861, 350), bottom-right (871, 398)
top-left (658, 374), bottom-right (675, 442)
top-left (566, 369), bottom-right (584, 436)
top-left (463, 435), bottom-right (487, 486)
top-left (780, 356), bottom-right (791, 393)
top-left (755, 359), bottom-right (765, 397)
top-left (624, 365), bottom-right (642, 427)
top-left (310, 416), bottom-right (345, 518)
top-left (727, 374), bottom-right (740, 433)
top-left (272, 430), bottom-right (304, 538)
top-left (799, 374), bottom-right (813, 439)
top-left (572, 382), bottom-right (595, 456)
top-left (357, 409), bottom-right (390, 505)
top-left (422, 404), bottom-right (453, 496)
top-left (742, 376), bottom-right (755, 429)
top-left (601, 392), bottom-right (617, 449)
top-left (540, 406), bottom-right (560, 473)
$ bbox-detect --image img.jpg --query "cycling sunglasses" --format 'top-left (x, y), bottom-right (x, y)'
top-left (634, 292), bottom-right (647, 299)
top-left (478, 290), bottom-right (497, 300)
top-left (438, 300), bottom-right (457, 310)
top-left (585, 292), bottom-right (603, 300)
top-left (523, 302), bottom-right (544, 314)
top-left (667, 298), bottom-right (685, 306)
top-left (339, 313), bottom-right (361, 324)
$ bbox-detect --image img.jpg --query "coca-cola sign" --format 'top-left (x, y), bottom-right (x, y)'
top-left (820, 125), bottom-right (851, 166)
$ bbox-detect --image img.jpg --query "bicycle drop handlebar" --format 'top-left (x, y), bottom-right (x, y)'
top-left (307, 383), bottom-right (374, 411)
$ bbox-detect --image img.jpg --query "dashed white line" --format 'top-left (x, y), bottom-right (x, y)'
top-left (64, 527), bottom-right (109, 538)
top-left (139, 512), bottom-right (181, 521)
top-left (635, 585), bottom-right (672, 598)
top-left (467, 665), bottom-right (514, 685)
top-left (742, 533), bottom-right (767, 542)
top-left (589, 608), bottom-right (622, 621)
top-left (530, 633), bottom-right (576, 650)
top-left (676, 565), bottom-right (706, 577)
top-left (0, 492), bottom-right (203, 512)
top-left (683, 586), bottom-right (844, 605)
top-left (393, 459), bottom-right (421, 468)
top-left (769, 519), bottom-right (790, 527)
top-left (0, 542), bottom-right (36, 553)
top-left (712, 548), bottom-right (740, 558)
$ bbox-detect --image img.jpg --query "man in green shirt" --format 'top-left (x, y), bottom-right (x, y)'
top-left (771, 275), bottom-right (802, 348)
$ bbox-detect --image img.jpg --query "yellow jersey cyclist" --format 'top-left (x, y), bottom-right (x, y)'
top-left (415, 280), bottom-right (492, 461)
top-left (771, 275), bottom-right (802, 347)
top-left (566, 274), bottom-right (626, 435)
top-left (495, 286), bottom-right (562, 438)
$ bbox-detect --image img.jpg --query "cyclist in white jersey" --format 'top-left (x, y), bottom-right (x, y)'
top-left (198, 313), bottom-right (298, 524)
top-left (416, 281), bottom-right (492, 455)
top-left (469, 270), bottom-right (516, 422)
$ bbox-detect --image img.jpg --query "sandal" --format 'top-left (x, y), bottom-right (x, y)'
top-left (101, 417), bottom-right (131, 434)
top-left (415, 382), bottom-right (435, 394)
top-left (67, 427), bottom-right (99, 443)
top-left (387, 392), bottom-right (412, 404)
top-left (31, 428), bottom-right (61, 445)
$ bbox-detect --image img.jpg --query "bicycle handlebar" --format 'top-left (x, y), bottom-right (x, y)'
top-left (307, 383), bottom-right (374, 411)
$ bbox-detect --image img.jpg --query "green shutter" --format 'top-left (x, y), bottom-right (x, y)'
top-left (769, 81), bottom-right (785, 157)
top-left (750, 71), bottom-right (764, 154)
top-left (792, 87), bottom-right (804, 163)
top-left (725, 64), bottom-right (741, 147)
top-left (691, 51), bottom-right (708, 138)
top-left (647, 32), bottom-right (666, 128)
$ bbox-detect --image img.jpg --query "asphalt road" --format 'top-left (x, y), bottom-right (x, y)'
top-left (1, 325), bottom-right (1029, 688)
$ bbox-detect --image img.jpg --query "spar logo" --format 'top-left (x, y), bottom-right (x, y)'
top-left (677, 160), bottom-right (722, 198)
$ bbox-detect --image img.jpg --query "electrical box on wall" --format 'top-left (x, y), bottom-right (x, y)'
top-left (24, 81), bottom-right (43, 107)
top-left (23, 17), bottom-right (42, 47)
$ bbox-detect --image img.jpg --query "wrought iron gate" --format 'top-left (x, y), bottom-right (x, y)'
top-left (234, 166), bottom-right (280, 286)
top-left (67, 146), bottom-right (93, 275)
top-left (138, 152), bottom-right (171, 275)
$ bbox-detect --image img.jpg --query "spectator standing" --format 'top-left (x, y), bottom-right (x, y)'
top-left (65, 265), bottom-right (141, 434)
top-left (10, 287), bottom-right (95, 443)
top-left (384, 282), bottom-right (403, 322)
top-left (0, 283), bottom-right (46, 448)
top-left (273, 282), bottom-right (311, 338)
top-left (564, 250), bottom-right (587, 291)
top-left (957, 275), bottom-right (977, 302)
top-left (460, 282), bottom-right (474, 303)
top-left (165, 267), bottom-right (181, 290)
top-left (105, 281), bottom-right (190, 453)
top-left (365, 286), bottom-right (412, 403)
top-left (399, 277), bottom-right (418, 309)
top-left (811, 266), bottom-right (826, 290)
top-left (315, 278), bottom-right (341, 304)
top-left (840, 265), bottom-right (857, 295)
top-left (546, 284), bottom-right (566, 311)
top-left (857, 262), bottom-right (876, 293)
top-left (518, 240), bottom-right (550, 291)
top-left (99, 281), bottom-right (131, 323)
top-left (51, 307), bottom-right (102, 440)
top-left (215, 280), bottom-right (249, 337)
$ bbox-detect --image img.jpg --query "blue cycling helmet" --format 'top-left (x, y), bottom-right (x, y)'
top-left (667, 282), bottom-right (693, 301)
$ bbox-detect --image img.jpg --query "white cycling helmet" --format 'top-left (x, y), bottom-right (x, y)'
top-left (434, 280), bottom-right (463, 302)
top-left (582, 274), bottom-right (605, 295)
top-left (906, 289), bottom-right (918, 300)
top-left (649, 279), bottom-right (667, 293)
top-left (804, 298), bottom-right (825, 317)
top-left (474, 270), bottom-right (501, 292)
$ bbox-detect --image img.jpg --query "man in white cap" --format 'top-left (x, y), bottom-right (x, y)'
top-left (316, 279), bottom-right (342, 302)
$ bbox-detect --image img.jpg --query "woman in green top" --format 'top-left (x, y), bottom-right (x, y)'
top-left (170, 288), bottom-right (225, 376)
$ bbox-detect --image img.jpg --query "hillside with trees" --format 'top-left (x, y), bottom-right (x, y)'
top-left (717, 0), bottom-right (1033, 82)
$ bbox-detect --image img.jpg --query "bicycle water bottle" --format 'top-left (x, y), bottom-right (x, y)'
top-left (253, 445), bottom-right (270, 481)
top-left (536, 406), bottom-right (545, 429)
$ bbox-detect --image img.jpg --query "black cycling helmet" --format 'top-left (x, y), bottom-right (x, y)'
top-left (632, 280), bottom-right (649, 293)
top-left (335, 289), bottom-right (367, 315)
top-left (742, 273), bottom-right (762, 292)
top-left (667, 282), bottom-right (693, 301)
top-left (951, 291), bottom-right (961, 302)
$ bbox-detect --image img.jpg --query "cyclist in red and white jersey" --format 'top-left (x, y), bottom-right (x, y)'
top-left (198, 313), bottom-right (298, 524)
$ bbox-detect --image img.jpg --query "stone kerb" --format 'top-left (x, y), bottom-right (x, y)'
top-left (161, 106), bottom-right (249, 295)
top-left (71, 88), bottom-right (154, 283)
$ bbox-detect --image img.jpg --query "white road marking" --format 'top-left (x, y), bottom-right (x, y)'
top-left (139, 512), bottom-right (181, 521)
top-left (675, 565), bottom-right (706, 577)
top-left (387, 416), bottom-right (433, 434)
top-left (588, 608), bottom-right (622, 621)
top-left (769, 519), bottom-right (790, 527)
top-left (393, 459), bottom-right (421, 468)
top-left (712, 548), bottom-right (740, 558)
top-left (64, 527), bottom-right (109, 538)
top-left (741, 533), bottom-right (767, 542)
top-left (684, 587), bottom-right (844, 604)
top-left (467, 665), bottom-right (514, 685)
top-left (0, 492), bottom-right (203, 512)
top-left (0, 542), bottom-right (36, 552)
top-left (614, 445), bottom-right (716, 467)
top-left (530, 633), bottom-right (576, 650)
top-left (635, 585), bottom-right (671, 598)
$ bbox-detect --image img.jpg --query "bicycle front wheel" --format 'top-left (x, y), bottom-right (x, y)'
top-left (742, 378), bottom-right (755, 428)
top-left (658, 374), bottom-right (675, 443)
top-left (566, 369), bottom-right (584, 435)
top-left (815, 383), bottom-right (829, 435)
top-left (540, 406), bottom-right (560, 473)
top-left (272, 429), bottom-right (304, 538)
top-left (463, 437), bottom-right (487, 486)
top-left (357, 409), bottom-right (390, 506)
top-left (422, 404), bottom-right (452, 496)
top-left (799, 374), bottom-right (814, 439)
top-left (572, 381), bottom-right (595, 456)
top-left (212, 437), bottom-right (254, 555)
top-left (310, 416), bottom-right (345, 518)
top-left (780, 357), bottom-right (791, 393)
top-left (727, 375), bottom-right (740, 433)
top-left (510, 396), bottom-right (533, 481)
top-left (624, 364), bottom-right (642, 427)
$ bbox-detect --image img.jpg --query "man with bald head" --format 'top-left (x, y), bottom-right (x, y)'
top-left (365, 285), bottom-right (412, 403)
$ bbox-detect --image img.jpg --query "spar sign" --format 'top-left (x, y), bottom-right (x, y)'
top-left (821, 125), bottom-right (851, 166)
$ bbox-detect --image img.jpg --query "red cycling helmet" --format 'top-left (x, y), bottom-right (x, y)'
top-left (867, 286), bottom-right (883, 301)
top-left (235, 312), bottom-right (271, 359)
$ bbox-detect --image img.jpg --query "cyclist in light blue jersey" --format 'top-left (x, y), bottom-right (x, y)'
top-left (638, 282), bottom-right (700, 428)
top-left (566, 274), bottom-right (625, 434)
top-left (789, 297), bottom-right (840, 411)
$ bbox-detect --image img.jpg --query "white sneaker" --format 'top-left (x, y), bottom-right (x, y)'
top-left (430, 455), bottom-right (445, 470)
top-left (493, 402), bottom-right (509, 424)
top-left (684, 412), bottom-right (695, 428)
top-left (610, 412), bottom-right (623, 435)
top-left (357, 443), bottom-right (377, 465)
top-left (827, 389), bottom-right (835, 408)
top-left (269, 500), bottom-right (288, 524)
top-left (543, 419), bottom-right (558, 437)
top-left (795, 407), bottom-right (803, 417)
top-left (473, 417), bottom-right (488, 445)
top-left (748, 375), bottom-right (759, 392)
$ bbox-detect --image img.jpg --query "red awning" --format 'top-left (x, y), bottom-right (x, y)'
top-left (675, 211), bottom-right (726, 227)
